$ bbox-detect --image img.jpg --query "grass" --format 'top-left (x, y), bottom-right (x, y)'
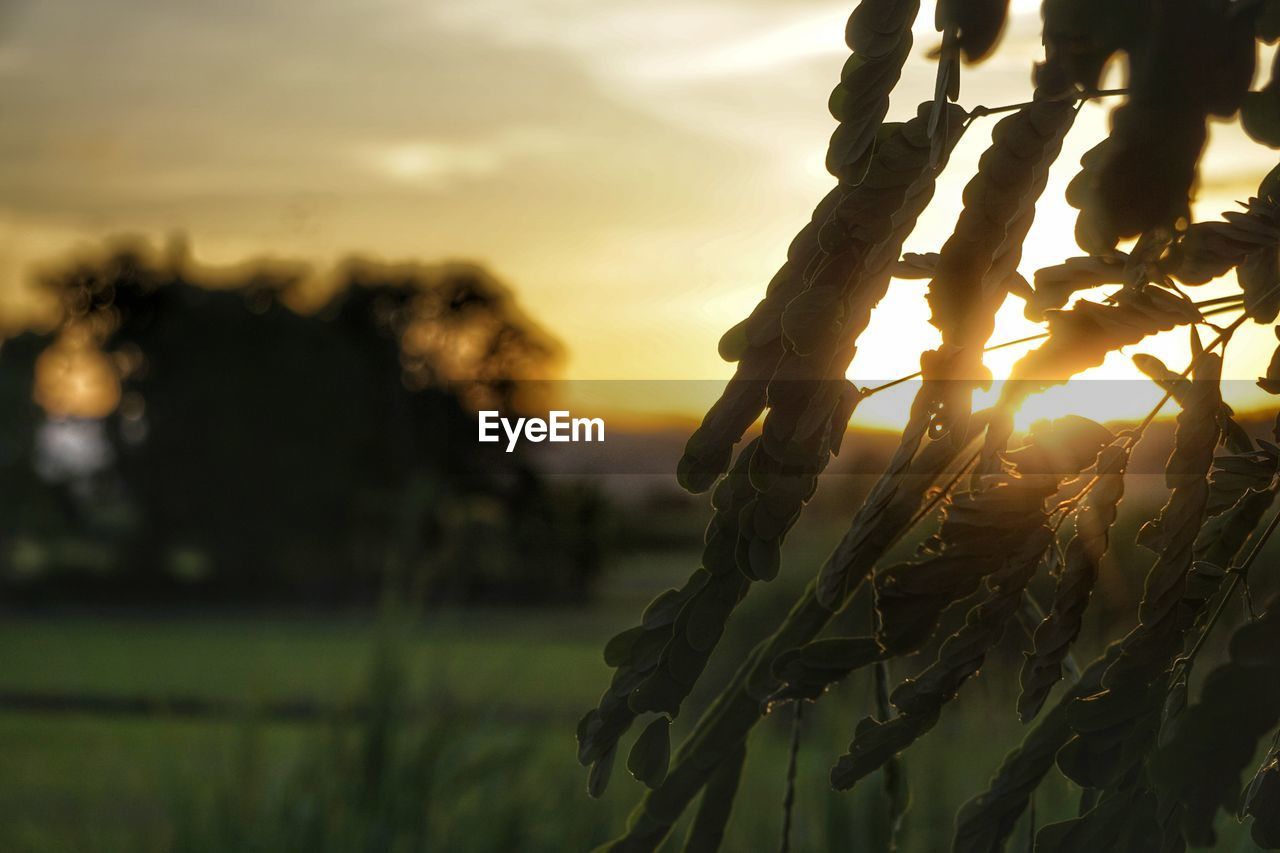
top-left (0, 524), bottom-right (1273, 851)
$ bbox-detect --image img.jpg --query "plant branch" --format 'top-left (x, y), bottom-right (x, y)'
top-left (1177, 504), bottom-right (1280, 676)
top-left (858, 293), bottom-right (1248, 399)
top-left (778, 702), bottom-right (804, 853)
top-left (967, 88), bottom-right (1129, 119)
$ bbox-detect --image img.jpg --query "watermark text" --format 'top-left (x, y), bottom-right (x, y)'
top-left (478, 410), bottom-right (605, 452)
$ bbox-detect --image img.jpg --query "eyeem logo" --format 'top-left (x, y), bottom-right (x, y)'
top-left (478, 410), bottom-right (605, 452)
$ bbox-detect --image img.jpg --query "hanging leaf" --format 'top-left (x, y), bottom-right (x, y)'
top-left (1244, 51), bottom-right (1280, 147)
top-left (1025, 255), bottom-right (1126, 321)
top-left (1057, 354), bottom-right (1222, 792)
top-left (679, 187), bottom-right (845, 493)
top-left (1035, 786), bottom-right (1160, 853)
top-left (772, 636), bottom-right (886, 702)
top-left (1133, 352), bottom-right (1254, 453)
top-left (876, 419), bottom-right (1109, 655)
top-left (824, 0), bottom-right (926, 180)
top-left (1004, 285), bottom-right (1201, 394)
top-left (923, 96), bottom-right (1077, 440)
top-left (1041, 0), bottom-right (1140, 90)
top-left (1018, 440), bottom-right (1129, 722)
top-left (1065, 0), bottom-right (1255, 251)
top-left (588, 745), bottom-right (617, 800)
top-left (826, 0), bottom-right (920, 183)
top-left (627, 716), bottom-right (672, 788)
top-left (1165, 165), bottom-right (1280, 321)
top-left (833, 420), bottom-right (1108, 789)
top-left (937, 0), bottom-right (1009, 62)
top-left (1262, 327), bottom-right (1280, 392)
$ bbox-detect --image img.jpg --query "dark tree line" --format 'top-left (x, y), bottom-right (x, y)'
top-left (0, 241), bottom-right (605, 606)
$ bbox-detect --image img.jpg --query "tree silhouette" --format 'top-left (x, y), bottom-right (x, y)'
top-left (0, 241), bottom-right (602, 605)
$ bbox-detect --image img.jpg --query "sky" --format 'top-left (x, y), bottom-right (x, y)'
top-left (2, 0), bottom-right (1278, 429)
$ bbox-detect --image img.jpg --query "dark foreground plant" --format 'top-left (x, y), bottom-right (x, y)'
top-left (579, 1), bottom-right (1280, 850)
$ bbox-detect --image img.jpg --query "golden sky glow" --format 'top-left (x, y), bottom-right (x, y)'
top-left (2, 0), bottom-right (1278, 429)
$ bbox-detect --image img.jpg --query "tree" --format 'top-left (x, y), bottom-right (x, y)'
top-left (1, 241), bottom-right (604, 605)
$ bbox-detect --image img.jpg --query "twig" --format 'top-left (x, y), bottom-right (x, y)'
top-left (779, 702), bottom-right (805, 853)
top-left (857, 293), bottom-right (1248, 399)
top-left (1047, 307), bottom-right (1253, 517)
top-left (967, 87), bottom-right (1129, 119)
top-left (1176, 505), bottom-right (1280, 676)
top-left (874, 657), bottom-right (907, 851)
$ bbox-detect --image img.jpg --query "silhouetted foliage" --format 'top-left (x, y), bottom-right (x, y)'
top-left (581, 2), bottom-right (1280, 851)
top-left (0, 242), bottom-right (604, 605)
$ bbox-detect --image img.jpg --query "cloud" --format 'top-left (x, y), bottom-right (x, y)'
top-left (4, 0), bottom-right (1279, 388)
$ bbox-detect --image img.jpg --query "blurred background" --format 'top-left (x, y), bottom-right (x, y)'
top-left (3, 0), bottom-right (1280, 851)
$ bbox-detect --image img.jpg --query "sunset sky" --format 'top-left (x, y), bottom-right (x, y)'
top-left (2, 0), bottom-right (1278, 429)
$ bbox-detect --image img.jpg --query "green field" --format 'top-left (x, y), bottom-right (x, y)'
top-left (0, 543), bottom-right (1271, 852)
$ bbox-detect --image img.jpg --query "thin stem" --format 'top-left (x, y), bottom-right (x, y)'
top-left (1130, 313), bottom-right (1245, 439)
top-left (1052, 309), bottom-right (1251, 516)
top-left (858, 294), bottom-right (1246, 399)
top-left (861, 332), bottom-right (1049, 396)
top-left (1194, 293), bottom-right (1251, 309)
top-left (967, 87), bottom-right (1129, 119)
top-left (1179, 505), bottom-right (1280, 673)
top-left (874, 657), bottom-right (906, 852)
top-left (1026, 793), bottom-right (1037, 853)
top-left (867, 298), bottom-right (1253, 567)
top-left (900, 445), bottom-right (981, 535)
top-left (778, 702), bottom-right (804, 853)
